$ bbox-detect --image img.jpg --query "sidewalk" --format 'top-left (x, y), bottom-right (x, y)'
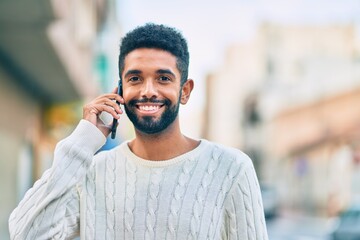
top-left (266, 210), bottom-right (337, 240)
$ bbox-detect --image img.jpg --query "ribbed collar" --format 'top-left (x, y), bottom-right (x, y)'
top-left (118, 139), bottom-right (210, 168)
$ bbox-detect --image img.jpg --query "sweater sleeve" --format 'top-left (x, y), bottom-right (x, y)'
top-left (8, 120), bottom-right (106, 240)
top-left (222, 157), bottom-right (268, 240)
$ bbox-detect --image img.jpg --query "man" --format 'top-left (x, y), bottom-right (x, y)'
top-left (9, 23), bottom-right (268, 239)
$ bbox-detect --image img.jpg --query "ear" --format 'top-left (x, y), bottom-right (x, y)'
top-left (180, 79), bottom-right (194, 104)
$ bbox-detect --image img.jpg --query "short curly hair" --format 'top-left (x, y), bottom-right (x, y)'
top-left (118, 23), bottom-right (190, 85)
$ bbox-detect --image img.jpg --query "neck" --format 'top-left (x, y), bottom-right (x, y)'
top-left (128, 118), bottom-right (199, 161)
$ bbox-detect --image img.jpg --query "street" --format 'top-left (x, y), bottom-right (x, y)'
top-left (267, 213), bottom-right (337, 240)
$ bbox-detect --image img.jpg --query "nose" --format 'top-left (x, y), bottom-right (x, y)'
top-left (140, 79), bottom-right (158, 99)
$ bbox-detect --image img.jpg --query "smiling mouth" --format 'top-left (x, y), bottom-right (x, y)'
top-left (136, 104), bottom-right (164, 113)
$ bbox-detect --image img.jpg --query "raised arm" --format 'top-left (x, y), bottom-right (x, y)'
top-left (9, 120), bottom-right (106, 239)
top-left (9, 90), bottom-right (122, 239)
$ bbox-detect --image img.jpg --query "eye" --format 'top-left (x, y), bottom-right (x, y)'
top-left (129, 76), bottom-right (140, 82)
top-left (159, 76), bottom-right (171, 82)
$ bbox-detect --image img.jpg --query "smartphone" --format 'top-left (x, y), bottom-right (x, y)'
top-left (110, 79), bottom-right (122, 139)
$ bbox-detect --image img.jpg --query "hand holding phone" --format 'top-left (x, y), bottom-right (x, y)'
top-left (111, 80), bottom-right (122, 139)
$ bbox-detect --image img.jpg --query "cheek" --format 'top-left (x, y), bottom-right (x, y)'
top-left (121, 87), bottom-right (135, 101)
top-left (168, 90), bottom-right (182, 102)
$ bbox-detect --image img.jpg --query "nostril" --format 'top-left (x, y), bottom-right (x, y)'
top-left (141, 87), bottom-right (157, 98)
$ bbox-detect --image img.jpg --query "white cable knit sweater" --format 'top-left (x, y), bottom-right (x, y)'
top-left (9, 120), bottom-right (268, 240)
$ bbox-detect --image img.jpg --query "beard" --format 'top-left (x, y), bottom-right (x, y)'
top-left (124, 96), bottom-right (180, 134)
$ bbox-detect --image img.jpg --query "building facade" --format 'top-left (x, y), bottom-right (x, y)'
top-left (0, 0), bottom-right (111, 238)
top-left (204, 22), bottom-right (360, 216)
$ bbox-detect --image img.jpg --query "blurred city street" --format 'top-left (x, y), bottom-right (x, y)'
top-left (267, 213), bottom-right (336, 240)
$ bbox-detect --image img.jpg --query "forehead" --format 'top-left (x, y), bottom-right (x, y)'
top-left (123, 48), bottom-right (179, 75)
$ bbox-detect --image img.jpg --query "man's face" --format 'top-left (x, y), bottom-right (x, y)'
top-left (121, 48), bottom-right (183, 134)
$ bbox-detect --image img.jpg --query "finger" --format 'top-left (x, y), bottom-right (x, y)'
top-left (91, 104), bottom-right (120, 119)
top-left (96, 93), bottom-right (124, 104)
top-left (111, 87), bottom-right (125, 104)
top-left (93, 93), bottom-right (117, 101)
top-left (113, 94), bottom-right (125, 104)
top-left (92, 96), bottom-right (123, 109)
top-left (84, 101), bottom-right (119, 119)
top-left (103, 99), bottom-right (123, 114)
top-left (112, 87), bottom-right (118, 94)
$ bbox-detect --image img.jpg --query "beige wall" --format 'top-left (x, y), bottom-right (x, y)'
top-left (269, 89), bottom-right (360, 157)
top-left (0, 67), bottom-right (42, 239)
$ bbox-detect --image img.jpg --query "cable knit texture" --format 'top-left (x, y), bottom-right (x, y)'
top-left (9, 120), bottom-right (268, 240)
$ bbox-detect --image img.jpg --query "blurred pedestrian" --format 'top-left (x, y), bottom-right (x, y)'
top-left (9, 23), bottom-right (268, 239)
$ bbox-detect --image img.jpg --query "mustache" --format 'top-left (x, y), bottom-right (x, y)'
top-left (127, 97), bottom-right (170, 106)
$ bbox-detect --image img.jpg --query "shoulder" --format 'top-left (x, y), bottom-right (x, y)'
top-left (92, 143), bottom-right (122, 165)
top-left (203, 139), bottom-right (254, 171)
top-left (197, 140), bottom-right (256, 193)
top-left (83, 144), bottom-right (124, 187)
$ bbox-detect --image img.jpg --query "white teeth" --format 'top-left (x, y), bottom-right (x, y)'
top-left (139, 105), bottom-right (160, 111)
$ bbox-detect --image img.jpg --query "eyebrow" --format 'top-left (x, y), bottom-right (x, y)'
top-left (156, 69), bottom-right (176, 77)
top-left (124, 69), bottom-right (142, 78)
top-left (124, 69), bottom-right (176, 78)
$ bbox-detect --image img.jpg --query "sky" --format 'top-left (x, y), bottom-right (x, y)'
top-left (115, 0), bottom-right (360, 136)
top-left (117, 0), bottom-right (360, 79)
